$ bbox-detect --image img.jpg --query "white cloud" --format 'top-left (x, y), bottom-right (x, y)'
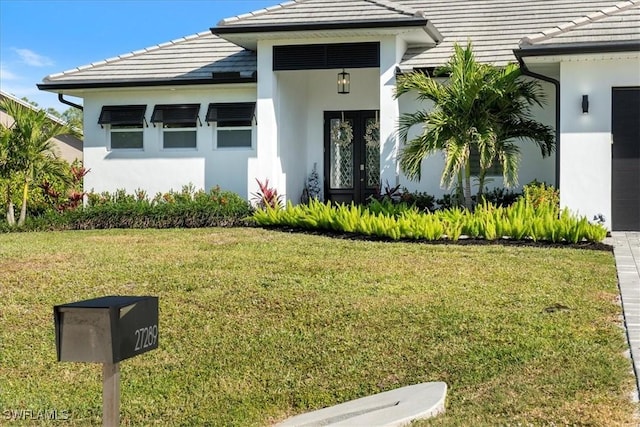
top-left (12, 48), bottom-right (54, 67)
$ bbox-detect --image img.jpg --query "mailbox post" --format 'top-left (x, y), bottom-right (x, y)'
top-left (54, 296), bottom-right (158, 427)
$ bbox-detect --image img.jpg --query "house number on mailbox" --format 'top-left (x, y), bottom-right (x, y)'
top-left (134, 324), bottom-right (158, 351)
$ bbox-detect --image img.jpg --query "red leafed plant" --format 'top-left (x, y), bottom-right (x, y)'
top-left (251, 178), bottom-right (283, 209)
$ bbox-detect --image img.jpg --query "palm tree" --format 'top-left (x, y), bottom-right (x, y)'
top-left (475, 62), bottom-right (555, 199)
top-left (0, 97), bottom-right (77, 226)
top-left (395, 42), bottom-right (555, 209)
top-left (0, 125), bottom-right (17, 224)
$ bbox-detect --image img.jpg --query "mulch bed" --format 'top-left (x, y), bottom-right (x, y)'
top-left (260, 226), bottom-right (614, 252)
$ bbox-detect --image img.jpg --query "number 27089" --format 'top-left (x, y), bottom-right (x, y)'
top-left (134, 325), bottom-right (158, 351)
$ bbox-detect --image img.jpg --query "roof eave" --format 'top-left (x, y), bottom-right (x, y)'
top-left (211, 18), bottom-right (428, 35)
top-left (38, 75), bottom-right (258, 92)
top-left (515, 40), bottom-right (640, 60)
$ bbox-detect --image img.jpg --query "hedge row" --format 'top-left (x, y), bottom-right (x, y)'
top-left (253, 198), bottom-right (608, 243)
top-left (0, 187), bottom-right (252, 232)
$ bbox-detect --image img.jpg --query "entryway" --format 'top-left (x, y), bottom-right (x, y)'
top-left (612, 87), bottom-right (640, 231)
top-left (323, 110), bottom-right (380, 204)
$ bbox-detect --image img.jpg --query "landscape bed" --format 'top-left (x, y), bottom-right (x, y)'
top-left (0, 228), bottom-right (635, 425)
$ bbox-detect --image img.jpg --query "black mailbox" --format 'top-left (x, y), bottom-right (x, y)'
top-left (54, 296), bottom-right (158, 363)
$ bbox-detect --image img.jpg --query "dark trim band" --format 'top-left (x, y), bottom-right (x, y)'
top-left (212, 18), bottom-right (427, 35)
top-left (38, 75), bottom-right (257, 91)
top-left (516, 41), bottom-right (640, 58)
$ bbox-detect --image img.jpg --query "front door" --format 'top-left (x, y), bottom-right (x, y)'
top-left (324, 110), bottom-right (380, 204)
top-left (611, 87), bottom-right (640, 231)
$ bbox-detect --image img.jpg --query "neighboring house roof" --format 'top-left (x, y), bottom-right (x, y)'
top-left (519, 1), bottom-right (640, 49)
top-left (0, 91), bottom-right (83, 162)
top-left (39, 0), bottom-right (640, 89)
top-left (0, 90), bottom-right (69, 127)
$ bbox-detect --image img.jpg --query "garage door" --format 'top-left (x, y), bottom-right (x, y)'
top-left (612, 87), bottom-right (640, 231)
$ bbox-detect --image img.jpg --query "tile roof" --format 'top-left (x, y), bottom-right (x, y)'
top-left (217, 0), bottom-right (421, 27)
top-left (40, 0), bottom-right (640, 87)
top-left (399, 0), bottom-right (639, 69)
top-left (42, 31), bottom-right (256, 86)
top-left (520, 1), bottom-right (640, 46)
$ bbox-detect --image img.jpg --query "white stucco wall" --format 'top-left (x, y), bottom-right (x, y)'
top-left (559, 56), bottom-right (640, 229)
top-left (79, 36), bottom-right (563, 205)
top-left (82, 86), bottom-right (256, 198)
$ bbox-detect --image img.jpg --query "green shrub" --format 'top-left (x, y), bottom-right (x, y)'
top-left (523, 180), bottom-right (559, 211)
top-left (1, 186), bottom-right (251, 231)
top-left (399, 189), bottom-right (436, 212)
top-left (476, 187), bottom-right (522, 207)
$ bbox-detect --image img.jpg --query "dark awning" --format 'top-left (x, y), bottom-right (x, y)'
top-left (206, 102), bottom-right (255, 126)
top-left (98, 105), bottom-right (146, 126)
top-left (151, 104), bottom-right (200, 125)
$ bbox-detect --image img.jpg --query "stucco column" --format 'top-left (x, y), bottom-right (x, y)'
top-left (252, 40), bottom-right (283, 198)
top-left (379, 37), bottom-right (401, 189)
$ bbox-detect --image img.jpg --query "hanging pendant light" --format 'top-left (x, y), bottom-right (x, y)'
top-left (337, 69), bottom-right (350, 94)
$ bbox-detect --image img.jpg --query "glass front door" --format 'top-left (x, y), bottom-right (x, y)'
top-left (324, 110), bottom-right (380, 204)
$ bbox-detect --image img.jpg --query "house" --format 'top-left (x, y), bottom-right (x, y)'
top-left (38, 0), bottom-right (639, 230)
top-left (0, 91), bottom-right (83, 163)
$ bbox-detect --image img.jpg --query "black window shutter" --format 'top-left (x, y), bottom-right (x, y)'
top-left (273, 42), bottom-right (379, 71)
top-left (151, 104), bottom-right (200, 125)
top-left (206, 102), bottom-right (255, 126)
top-left (274, 44), bottom-right (326, 71)
top-left (327, 42), bottom-right (379, 68)
top-left (98, 105), bottom-right (146, 126)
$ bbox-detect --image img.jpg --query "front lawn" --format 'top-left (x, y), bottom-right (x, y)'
top-left (0, 228), bottom-right (635, 425)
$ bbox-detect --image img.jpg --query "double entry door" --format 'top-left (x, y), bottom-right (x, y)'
top-left (323, 110), bottom-right (380, 204)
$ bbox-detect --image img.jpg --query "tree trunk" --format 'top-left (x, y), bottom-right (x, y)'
top-left (5, 183), bottom-right (15, 226)
top-left (456, 170), bottom-right (464, 207)
top-left (18, 181), bottom-right (28, 226)
top-left (464, 160), bottom-right (473, 210)
top-left (477, 169), bottom-right (486, 204)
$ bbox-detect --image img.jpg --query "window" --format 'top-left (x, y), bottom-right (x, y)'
top-left (98, 105), bottom-right (146, 150)
top-left (206, 102), bottom-right (255, 149)
top-left (469, 146), bottom-right (502, 176)
top-left (151, 104), bottom-right (200, 149)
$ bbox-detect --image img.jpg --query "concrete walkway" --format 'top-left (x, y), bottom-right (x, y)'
top-left (608, 232), bottom-right (640, 400)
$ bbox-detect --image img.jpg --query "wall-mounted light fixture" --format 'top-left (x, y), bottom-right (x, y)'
top-left (338, 69), bottom-right (350, 94)
top-left (582, 95), bottom-right (589, 114)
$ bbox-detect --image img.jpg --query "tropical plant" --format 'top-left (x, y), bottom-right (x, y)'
top-left (0, 97), bottom-right (79, 226)
top-left (251, 178), bottom-right (283, 209)
top-left (252, 196), bottom-right (607, 244)
top-left (395, 42), bottom-right (555, 209)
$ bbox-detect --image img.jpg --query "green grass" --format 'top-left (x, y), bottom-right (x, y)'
top-left (0, 228), bottom-right (636, 425)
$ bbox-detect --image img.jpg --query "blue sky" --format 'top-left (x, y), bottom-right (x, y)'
top-left (0, 0), bottom-right (276, 111)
